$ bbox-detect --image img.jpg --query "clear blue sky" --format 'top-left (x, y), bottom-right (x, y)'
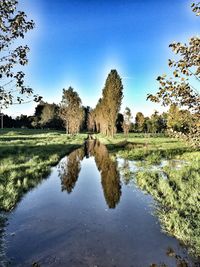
top-left (6, 0), bottom-right (200, 117)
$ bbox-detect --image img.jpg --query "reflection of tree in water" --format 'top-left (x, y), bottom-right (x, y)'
top-left (58, 140), bottom-right (121, 209)
top-left (58, 148), bottom-right (85, 193)
top-left (86, 140), bottom-right (121, 209)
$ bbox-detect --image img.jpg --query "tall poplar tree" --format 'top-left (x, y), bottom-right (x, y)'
top-left (93, 69), bottom-right (123, 137)
top-left (135, 112), bottom-right (145, 132)
top-left (122, 107), bottom-right (132, 135)
top-left (102, 70), bottom-right (123, 137)
top-left (59, 87), bottom-right (84, 134)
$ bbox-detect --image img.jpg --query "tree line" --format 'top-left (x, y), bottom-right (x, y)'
top-left (3, 69), bottom-right (124, 135)
top-left (3, 87), bottom-right (194, 137)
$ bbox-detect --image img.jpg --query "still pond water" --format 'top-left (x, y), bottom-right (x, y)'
top-left (1, 141), bottom-right (198, 267)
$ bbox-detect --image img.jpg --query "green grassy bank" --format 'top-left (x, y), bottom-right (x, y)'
top-left (96, 133), bottom-right (194, 161)
top-left (0, 129), bottom-right (86, 211)
top-left (134, 151), bottom-right (200, 257)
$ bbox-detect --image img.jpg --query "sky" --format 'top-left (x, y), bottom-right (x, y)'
top-left (5, 0), bottom-right (200, 118)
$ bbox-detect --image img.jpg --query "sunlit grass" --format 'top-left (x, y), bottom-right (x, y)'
top-left (0, 129), bottom-right (86, 211)
top-left (134, 152), bottom-right (200, 257)
top-left (97, 133), bottom-right (194, 161)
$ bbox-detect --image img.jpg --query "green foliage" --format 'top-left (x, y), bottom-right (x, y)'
top-left (147, 2), bottom-right (200, 146)
top-left (150, 111), bottom-right (167, 133)
top-left (122, 107), bottom-right (132, 135)
top-left (0, 129), bottom-right (86, 210)
top-left (135, 112), bottom-right (145, 132)
top-left (59, 87), bottom-right (84, 134)
top-left (142, 112), bottom-right (167, 134)
top-left (0, 0), bottom-right (41, 107)
top-left (32, 101), bottom-right (62, 129)
top-left (92, 69), bottom-right (123, 137)
top-left (167, 104), bottom-right (193, 133)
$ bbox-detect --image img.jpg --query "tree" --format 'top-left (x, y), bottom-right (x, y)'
top-left (167, 104), bottom-right (193, 133)
top-left (92, 69), bottom-right (123, 137)
top-left (2, 114), bottom-right (15, 127)
top-left (143, 116), bottom-right (151, 133)
top-left (116, 113), bottom-right (124, 132)
top-left (15, 114), bottom-right (32, 128)
top-left (0, 0), bottom-right (41, 108)
top-left (167, 104), bottom-right (181, 131)
top-left (147, 39), bottom-right (200, 114)
top-left (122, 107), bottom-right (132, 135)
top-left (147, 2), bottom-right (200, 146)
top-left (87, 108), bottom-right (96, 132)
top-left (82, 106), bottom-right (91, 131)
top-left (135, 112), bottom-right (145, 132)
top-left (93, 98), bottom-right (104, 133)
top-left (150, 111), bottom-right (163, 133)
top-left (40, 102), bottom-right (62, 129)
top-left (59, 87), bottom-right (84, 134)
top-left (102, 70), bottom-right (123, 137)
top-left (178, 110), bottom-right (193, 133)
top-left (159, 112), bottom-right (168, 133)
top-left (143, 112), bottom-right (167, 133)
top-left (31, 101), bottom-right (45, 128)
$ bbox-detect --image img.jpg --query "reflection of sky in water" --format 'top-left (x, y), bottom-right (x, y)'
top-left (1, 141), bottom-right (195, 267)
top-left (117, 157), bottom-right (188, 183)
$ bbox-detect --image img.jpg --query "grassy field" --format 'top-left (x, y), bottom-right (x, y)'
top-left (96, 133), bottom-right (195, 161)
top-left (0, 129), bottom-right (86, 211)
top-left (98, 133), bottom-right (200, 257)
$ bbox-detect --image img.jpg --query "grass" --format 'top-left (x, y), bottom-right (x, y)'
top-left (134, 152), bottom-right (200, 257)
top-left (97, 133), bottom-right (195, 162)
top-left (98, 133), bottom-right (200, 257)
top-left (0, 129), bottom-right (86, 211)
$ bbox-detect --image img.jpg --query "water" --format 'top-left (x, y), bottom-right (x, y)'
top-left (1, 141), bottom-right (198, 267)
